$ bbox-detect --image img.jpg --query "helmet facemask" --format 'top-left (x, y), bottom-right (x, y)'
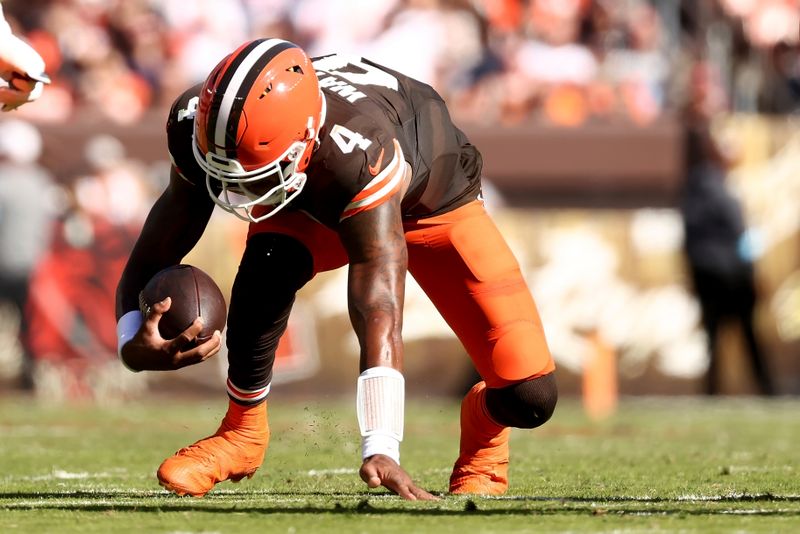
top-left (193, 132), bottom-right (310, 223)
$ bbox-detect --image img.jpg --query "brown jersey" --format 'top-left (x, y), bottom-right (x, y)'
top-left (167, 54), bottom-right (483, 228)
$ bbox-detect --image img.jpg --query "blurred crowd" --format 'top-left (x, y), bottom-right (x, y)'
top-left (2, 0), bottom-right (800, 126)
top-left (2, 0), bottom-right (800, 400)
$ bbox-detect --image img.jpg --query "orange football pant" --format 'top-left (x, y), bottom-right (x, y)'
top-left (248, 199), bottom-right (554, 387)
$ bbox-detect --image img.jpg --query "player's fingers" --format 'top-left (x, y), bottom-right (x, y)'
top-left (387, 481), bottom-right (417, 501)
top-left (9, 74), bottom-right (36, 92)
top-left (174, 343), bottom-right (219, 368)
top-left (187, 316), bottom-right (204, 336)
top-left (146, 297), bottom-right (170, 322)
top-left (359, 464), bottom-right (382, 489)
top-left (170, 336), bottom-right (217, 369)
top-left (0, 86), bottom-right (28, 110)
top-left (169, 317), bottom-right (204, 348)
top-left (9, 69), bottom-right (49, 85)
top-left (141, 297), bottom-right (169, 336)
top-left (0, 86), bottom-right (22, 97)
top-left (409, 485), bottom-right (439, 501)
top-left (194, 331), bottom-right (222, 361)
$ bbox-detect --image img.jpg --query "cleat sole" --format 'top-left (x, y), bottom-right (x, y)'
top-left (449, 476), bottom-right (507, 496)
top-left (230, 469), bottom-right (257, 483)
top-left (157, 477), bottom-right (208, 498)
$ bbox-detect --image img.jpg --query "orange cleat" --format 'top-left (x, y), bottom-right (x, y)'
top-left (157, 400), bottom-right (270, 497)
top-left (449, 382), bottom-right (510, 495)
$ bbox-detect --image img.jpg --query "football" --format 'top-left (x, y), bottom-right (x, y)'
top-left (139, 264), bottom-right (227, 344)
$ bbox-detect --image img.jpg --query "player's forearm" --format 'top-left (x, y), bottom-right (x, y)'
top-left (340, 197), bottom-right (407, 371)
top-left (347, 271), bottom-right (404, 467)
top-left (347, 259), bottom-right (405, 371)
top-left (348, 257), bottom-right (408, 464)
top-left (352, 310), bottom-right (403, 371)
top-left (340, 200), bottom-right (409, 463)
top-left (116, 178), bottom-right (214, 318)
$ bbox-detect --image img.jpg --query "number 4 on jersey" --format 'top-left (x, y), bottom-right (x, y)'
top-left (330, 124), bottom-right (372, 154)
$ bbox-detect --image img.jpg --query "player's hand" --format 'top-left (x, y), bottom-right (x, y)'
top-left (120, 297), bottom-right (222, 371)
top-left (0, 32), bottom-right (49, 111)
top-left (359, 454), bottom-right (438, 501)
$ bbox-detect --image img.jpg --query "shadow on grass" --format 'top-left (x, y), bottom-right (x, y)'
top-left (2, 491), bottom-right (799, 517)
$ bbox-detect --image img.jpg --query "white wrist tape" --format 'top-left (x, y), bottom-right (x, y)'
top-left (116, 310), bottom-right (143, 358)
top-left (357, 366), bottom-right (404, 464)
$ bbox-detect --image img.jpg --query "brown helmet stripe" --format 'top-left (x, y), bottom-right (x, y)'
top-left (207, 39), bottom-right (297, 158)
top-left (225, 40), bottom-right (297, 158)
top-left (204, 39), bottom-right (262, 157)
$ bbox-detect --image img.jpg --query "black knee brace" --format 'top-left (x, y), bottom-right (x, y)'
top-left (485, 373), bottom-right (558, 429)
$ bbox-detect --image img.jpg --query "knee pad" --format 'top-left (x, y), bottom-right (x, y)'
top-left (485, 373), bottom-right (557, 429)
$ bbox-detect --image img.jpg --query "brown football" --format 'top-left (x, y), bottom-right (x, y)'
top-left (139, 264), bottom-right (227, 343)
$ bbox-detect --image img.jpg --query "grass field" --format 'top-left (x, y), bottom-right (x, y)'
top-left (1, 394), bottom-right (798, 533)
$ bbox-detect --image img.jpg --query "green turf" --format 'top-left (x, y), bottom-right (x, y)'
top-left (1, 394), bottom-right (798, 533)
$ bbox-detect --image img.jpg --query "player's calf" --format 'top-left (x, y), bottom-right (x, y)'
top-left (449, 382), bottom-right (508, 495)
top-left (450, 375), bottom-right (557, 495)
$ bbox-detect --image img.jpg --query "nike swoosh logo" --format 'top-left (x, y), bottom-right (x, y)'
top-left (368, 147), bottom-right (385, 176)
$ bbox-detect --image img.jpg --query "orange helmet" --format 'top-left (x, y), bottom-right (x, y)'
top-left (192, 38), bottom-right (325, 221)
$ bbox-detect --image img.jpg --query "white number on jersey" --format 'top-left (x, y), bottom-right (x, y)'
top-left (330, 124), bottom-right (372, 154)
top-left (177, 96), bottom-right (199, 122)
top-left (313, 54), bottom-right (399, 91)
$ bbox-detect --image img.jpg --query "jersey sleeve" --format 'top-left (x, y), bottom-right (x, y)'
top-left (340, 137), bottom-right (406, 221)
top-left (166, 84), bottom-right (205, 186)
top-left (314, 112), bottom-right (408, 223)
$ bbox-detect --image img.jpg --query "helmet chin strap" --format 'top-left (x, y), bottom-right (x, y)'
top-left (313, 91), bottom-right (327, 144)
top-left (304, 116), bottom-right (315, 142)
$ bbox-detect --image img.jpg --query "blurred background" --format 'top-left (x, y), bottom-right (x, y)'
top-left (0, 0), bottom-right (798, 407)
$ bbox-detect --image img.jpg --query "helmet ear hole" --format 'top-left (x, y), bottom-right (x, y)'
top-left (259, 83), bottom-right (273, 99)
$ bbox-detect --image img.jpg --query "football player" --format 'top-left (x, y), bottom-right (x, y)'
top-left (116, 39), bottom-right (558, 499)
top-left (0, 4), bottom-right (49, 111)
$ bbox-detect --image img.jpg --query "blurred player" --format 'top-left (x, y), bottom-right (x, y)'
top-left (116, 39), bottom-right (557, 499)
top-left (0, 4), bottom-right (49, 111)
top-left (680, 61), bottom-right (774, 396)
